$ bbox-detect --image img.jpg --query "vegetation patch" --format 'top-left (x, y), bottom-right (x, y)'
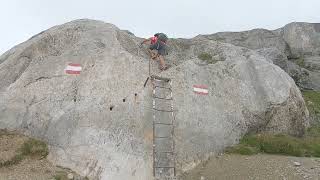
top-left (295, 57), bottom-right (305, 67)
top-left (0, 138), bottom-right (49, 167)
top-left (53, 171), bottom-right (68, 180)
top-left (198, 52), bottom-right (217, 64)
top-left (227, 90), bottom-right (320, 157)
top-left (226, 127), bottom-right (320, 157)
top-left (302, 90), bottom-right (320, 124)
top-left (20, 138), bottom-right (49, 157)
top-left (0, 154), bottom-right (24, 167)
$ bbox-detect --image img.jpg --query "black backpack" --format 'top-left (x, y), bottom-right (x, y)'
top-left (157, 33), bottom-right (168, 43)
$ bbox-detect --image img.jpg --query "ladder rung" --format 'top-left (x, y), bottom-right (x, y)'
top-left (155, 151), bottom-right (174, 154)
top-left (155, 166), bottom-right (175, 169)
top-left (153, 96), bottom-right (173, 100)
top-left (151, 75), bottom-right (171, 82)
top-left (154, 86), bottom-right (172, 90)
top-left (154, 136), bottom-right (173, 139)
top-left (154, 122), bottom-right (173, 125)
top-left (152, 108), bottom-right (173, 112)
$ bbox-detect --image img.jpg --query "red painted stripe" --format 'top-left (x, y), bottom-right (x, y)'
top-left (65, 70), bottom-right (81, 74)
top-left (68, 63), bottom-right (81, 67)
top-left (193, 85), bottom-right (208, 89)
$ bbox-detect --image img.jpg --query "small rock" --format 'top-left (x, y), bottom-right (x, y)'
top-left (67, 173), bottom-right (74, 180)
top-left (200, 176), bottom-right (205, 180)
top-left (245, 158), bottom-right (249, 160)
top-left (294, 162), bottom-right (301, 166)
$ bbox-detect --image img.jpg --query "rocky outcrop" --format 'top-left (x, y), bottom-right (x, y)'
top-left (279, 23), bottom-right (320, 58)
top-left (0, 19), bottom-right (309, 179)
top-left (199, 22), bottom-right (320, 91)
top-left (197, 29), bottom-right (290, 55)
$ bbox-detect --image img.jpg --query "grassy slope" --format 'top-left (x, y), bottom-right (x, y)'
top-left (303, 90), bottom-right (320, 124)
top-left (0, 137), bottom-right (48, 168)
top-left (0, 130), bottom-right (87, 180)
top-left (227, 91), bottom-right (320, 157)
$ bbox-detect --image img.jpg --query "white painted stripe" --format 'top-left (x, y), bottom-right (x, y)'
top-left (65, 66), bottom-right (82, 71)
top-left (193, 87), bottom-right (209, 94)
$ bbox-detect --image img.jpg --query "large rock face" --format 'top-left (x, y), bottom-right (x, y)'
top-left (280, 22), bottom-right (320, 58)
top-left (0, 19), bottom-right (309, 179)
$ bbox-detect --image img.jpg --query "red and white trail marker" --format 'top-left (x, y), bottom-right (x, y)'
top-left (65, 63), bottom-right (82, 75)
top-left (193, 85), bottom-right (209, 95)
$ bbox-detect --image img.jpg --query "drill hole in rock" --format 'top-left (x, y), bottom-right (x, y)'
top-left (123, 98), bottom-right (126, 102)
top-left (110, 105), bottom-right (114, 111)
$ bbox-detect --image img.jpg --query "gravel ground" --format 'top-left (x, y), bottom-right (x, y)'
top-left (180, 154), bottom-right (320, 180)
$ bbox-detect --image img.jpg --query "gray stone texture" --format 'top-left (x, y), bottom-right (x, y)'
top-left (199, 22), bottom-right (320, 90)
top-left (0, 19), bottom-right (311, 179)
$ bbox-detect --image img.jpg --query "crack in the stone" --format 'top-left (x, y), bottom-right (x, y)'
top-left (23, 75), bottom-right (64, 88)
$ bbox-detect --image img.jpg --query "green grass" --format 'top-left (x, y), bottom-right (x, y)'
top-left (53, 171), bottom-right (68, 180)
top-left (306, 126), bottom-right (320, 137)
top-left (19, 139), bottom-right (49, 157)
top-left (198, 53), bottom-right (217, 64)
top-left (295, 57), bottom-right (305, 67)
top-left (302, 90), bottom-right (320, 119)
top-left (227, 90), bottom-right (320, 157)
top-left (226, 127), bottom-right (320, 157)
top-left (0, 154), bottom-right (24, 167)
top-left (0, 138), bottom-right (49, 168)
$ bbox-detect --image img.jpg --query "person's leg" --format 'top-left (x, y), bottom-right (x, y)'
top-left (147, 49), bottom-right (156, 59)
top-left (158, 55), bottom-right (166, 70)
top-left (148, 44), bottom-right (157, 59)
top-left (157, 44), bottom-right (167, 70)
top-left (152, 50), bottom-right (159, 59)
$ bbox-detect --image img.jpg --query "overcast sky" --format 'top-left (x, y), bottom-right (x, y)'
top-left (0, 0), bottom-right (319, 54)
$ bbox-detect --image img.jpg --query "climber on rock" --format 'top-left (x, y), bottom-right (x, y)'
top-left (140, 33), bottom-right (159, 59)
top-left (140, 33), bottom-right (169, 71)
